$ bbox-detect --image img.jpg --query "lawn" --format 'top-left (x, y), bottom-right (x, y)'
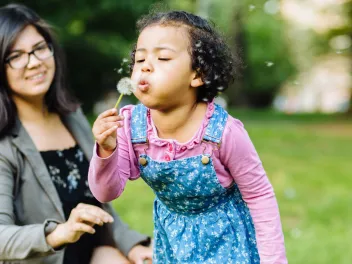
top-left (112, 110), bottom-right (352, 264)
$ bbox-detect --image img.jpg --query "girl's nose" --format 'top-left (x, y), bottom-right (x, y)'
top-left (141, 59), bottom-right (153, 72)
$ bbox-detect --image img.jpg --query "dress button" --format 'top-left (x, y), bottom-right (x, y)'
top-left (164, 154), bottom-right (171, 161)
top-left (168, 143), bottom-right (173, 152)
top-left (181, 146), bottom-right (187, 151)
top-left (139, 157), bottom-right (148, 166)
top-left (201, 155), bottom-right (210, 165)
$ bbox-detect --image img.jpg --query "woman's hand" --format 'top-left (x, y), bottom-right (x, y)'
top-left (128, 244), bottom-right (153, 264)
top-left (92, 108), bottom-right (124, 158)
top-left (46, 203), bottom-right (114, 249)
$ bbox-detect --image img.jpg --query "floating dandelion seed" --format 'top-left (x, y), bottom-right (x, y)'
top-left (290, 228), bottom-right (302, 239)
top-left (114, 77), bottom-right (136, 109)
top-left (117, 68), bottom-right (123, 74)
top-left (284, 188), bottom-right (296, 200)
top-left (264, 0), bottom-right (280, 15)
top-left (122, 58), bottom-right (129, 63)
top-left (265, 61), bottom-right (274, 67)
top-left (249, 5), bottom-right (256, 11)
top-left (217, 86), bottom-right (224, 91)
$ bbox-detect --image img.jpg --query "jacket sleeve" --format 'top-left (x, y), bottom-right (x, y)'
top-left (0, 145), bottom-right (59, 260)
top-left (102, 203), bottom-right (150, 256)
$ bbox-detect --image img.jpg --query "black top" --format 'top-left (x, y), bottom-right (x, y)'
top-left (40, 145), bottom-right (112, 264)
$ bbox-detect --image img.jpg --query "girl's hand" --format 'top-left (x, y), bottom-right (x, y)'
top-left (92, 108), bottom-right (124, 158)
top-left (46, 203), bottom-right (114, 249)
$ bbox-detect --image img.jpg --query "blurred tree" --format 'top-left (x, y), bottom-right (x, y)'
top-left (240, 1), bottom-right (296, 108)
top-left (344, 1), bottom-right (352, 114)
top-left (200, 0), bottom-right (296, 108)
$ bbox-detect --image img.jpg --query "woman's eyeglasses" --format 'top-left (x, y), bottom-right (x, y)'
top-left (5, 43), bottom-right (54, 69)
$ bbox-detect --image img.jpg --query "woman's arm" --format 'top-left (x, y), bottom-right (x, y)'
top-left (220, 118), bottom-right (287, 264)
top-left (0, 151), bottom-right (58, 259)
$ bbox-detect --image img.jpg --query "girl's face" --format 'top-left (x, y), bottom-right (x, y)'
top-left (131, 25), bottom-right (203, 111)
top-left (5, 25), bottom-right (55, 103)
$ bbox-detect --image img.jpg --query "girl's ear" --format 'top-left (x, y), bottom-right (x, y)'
top-left (190, 72), bottom-right (204, 88)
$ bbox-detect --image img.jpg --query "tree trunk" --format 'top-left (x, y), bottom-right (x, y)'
top-left (226, 3), bottom-right (248, 107)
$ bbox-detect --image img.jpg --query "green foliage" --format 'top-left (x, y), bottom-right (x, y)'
top-left (195, 0), bottom-right (297, 107)
top-left (242, 10), bottom-right (296, 107)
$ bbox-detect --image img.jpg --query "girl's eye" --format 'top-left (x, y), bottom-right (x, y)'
top-left (136, 59), bottom-right (145, 63)
top-left (159, 58), bottom-right (170, 61)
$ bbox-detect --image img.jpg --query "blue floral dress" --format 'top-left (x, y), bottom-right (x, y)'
top-left (131, 104), bottom-right (260, 264)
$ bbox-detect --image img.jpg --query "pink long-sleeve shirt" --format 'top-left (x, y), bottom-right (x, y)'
top-left (88, 102), bottom-right (287, 263)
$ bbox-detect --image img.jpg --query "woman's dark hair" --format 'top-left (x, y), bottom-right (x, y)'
top-left (0, 3), bottom-right (79, 137)
top-left (130, 10), bottom-right (239, 102)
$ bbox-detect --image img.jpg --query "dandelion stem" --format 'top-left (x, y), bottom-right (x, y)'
top-left (115, 94), bottom-right (123, 109)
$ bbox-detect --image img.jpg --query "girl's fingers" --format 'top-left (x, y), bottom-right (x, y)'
top-left (100, 115), bottom-right (124, 123)
top-left (96, 125), bottom-right (118, 143)
top-left (100, 122), bottom-right (123, 132)
top-left (93, 121), bottom-right (123, 138)
top-left (97, 108), bottom-right (118, 120)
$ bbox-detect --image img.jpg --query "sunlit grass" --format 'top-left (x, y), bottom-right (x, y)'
top-left (112, 110), bottom-right (352, 264)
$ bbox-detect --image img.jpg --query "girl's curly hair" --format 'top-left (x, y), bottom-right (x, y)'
top-left (130, 10), bottom-right (239, 102)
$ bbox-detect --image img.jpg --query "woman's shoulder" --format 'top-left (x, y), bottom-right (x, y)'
top-left (0, 134), bottom-right (13, 149)
top-left (0, 134), bottom-right (18, 167)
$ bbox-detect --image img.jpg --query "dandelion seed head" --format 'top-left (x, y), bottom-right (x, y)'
top-left (116, 77), bottom-right (136, 95)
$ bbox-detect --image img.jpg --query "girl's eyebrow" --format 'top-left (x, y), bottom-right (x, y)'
top-left (10, 40), bottom-right (46, 53)
top-left (136, 46), bottom-right (177, 53)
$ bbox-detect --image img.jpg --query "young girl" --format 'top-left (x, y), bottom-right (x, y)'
top-left (89, 10), bottom-right (287, 263)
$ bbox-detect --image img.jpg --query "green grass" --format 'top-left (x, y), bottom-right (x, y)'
top-left (112, 109), bottom-right (352, 264)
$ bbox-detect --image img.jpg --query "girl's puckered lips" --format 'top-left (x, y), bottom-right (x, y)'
top-left (138, 79), bottom-right (150, 92)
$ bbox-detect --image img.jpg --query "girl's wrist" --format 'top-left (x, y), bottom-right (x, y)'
top-left (97, 145), bottom-right (115, 158)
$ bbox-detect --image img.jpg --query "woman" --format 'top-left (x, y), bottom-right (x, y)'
top-left (0, 3), bottom-right (152, 264)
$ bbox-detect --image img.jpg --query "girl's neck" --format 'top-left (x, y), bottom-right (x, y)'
top-left (150, 101), bottom-right (208, 143)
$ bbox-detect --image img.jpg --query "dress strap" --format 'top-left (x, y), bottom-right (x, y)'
top-left (131, 104), bottom-right (148, 144)
top-left (202, 103), bottom-right (228, 145)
